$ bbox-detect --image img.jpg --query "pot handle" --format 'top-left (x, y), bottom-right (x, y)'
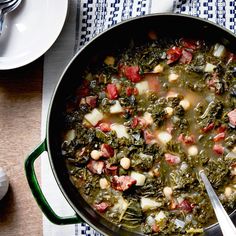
top-left (25, 140), bottom-right (83, 225)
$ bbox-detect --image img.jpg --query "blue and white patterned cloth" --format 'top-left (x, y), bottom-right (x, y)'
top-left (42, 1), bottom-right (236, 235)
top-left (75, 0), bottom-right (236, 51)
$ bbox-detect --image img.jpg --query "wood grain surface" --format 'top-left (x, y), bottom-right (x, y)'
top-left (0, 57), bottom-right (43, 236)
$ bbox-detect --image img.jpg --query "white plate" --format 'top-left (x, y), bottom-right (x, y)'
top-left (0, 0), bottom-right (68, 70)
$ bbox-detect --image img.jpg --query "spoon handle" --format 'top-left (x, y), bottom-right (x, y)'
top-left (199, 170), bottom-right (236, 236)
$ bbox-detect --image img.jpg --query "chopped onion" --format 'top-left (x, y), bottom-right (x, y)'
top-left (110, 100), bottom-right (123, 114)
top-left (135, 81), bottom-right (149, 94)
top-left (131, 171), bottom-right (146, 186)
top-left (111, 124), bottom-right (129, 139)
top-left (174, 219), bottom-right (185, 229)
top-left (146, 216), bottom-right (156, 226)
top-left (213, 43), bottom-right (226, 58)
top-left (204, 63), bottom-right (216, 73)
top-left (84, 108), bottom-right (103, 126)
top-left (225, 152), bottom-right (236, 160)
top-left (155, 211), bottom-right (166, 222)
top-left (141, 197), bottom-right (161, 211)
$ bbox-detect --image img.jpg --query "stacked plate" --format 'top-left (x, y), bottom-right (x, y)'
top-left (0, 0), bottom-right (68, 70)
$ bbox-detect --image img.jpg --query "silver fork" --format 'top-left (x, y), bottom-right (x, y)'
top-left (0, 0), bottom-right (18, 10)
top-left (0, 0), bottom-right (22, 35)
top-left (0, 0), bottom-right (16, 4)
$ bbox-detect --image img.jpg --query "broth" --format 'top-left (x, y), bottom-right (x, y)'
top-left (61, 36), bottom-right (236, 235)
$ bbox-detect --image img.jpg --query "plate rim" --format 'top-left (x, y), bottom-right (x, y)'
top-left (0, 0), bottom-right (69, 70)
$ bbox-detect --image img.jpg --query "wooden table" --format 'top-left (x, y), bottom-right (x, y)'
top-left (0, 57), bottom-right (43, 235)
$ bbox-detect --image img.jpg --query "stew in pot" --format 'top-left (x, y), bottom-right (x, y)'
top-left (61, 33), bottom-right (236, 235)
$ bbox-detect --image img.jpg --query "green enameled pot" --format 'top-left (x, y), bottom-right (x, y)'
top-left (25, 13), bottom-right (236, 236)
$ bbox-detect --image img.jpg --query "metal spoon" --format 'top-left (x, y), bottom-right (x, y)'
top-left (199, 170), bottom-right (236, 236)
top-left (0, 0), bottom-right (22, 35)
top-left (0, 0), bottom-right (16, 5)
top-left (0, 0), bottom-right (18, 10)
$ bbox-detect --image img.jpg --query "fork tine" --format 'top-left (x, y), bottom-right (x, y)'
top-left (0, 0), bottom-right (16, 5)
top-left (0, 0), bottom-right (18, 10)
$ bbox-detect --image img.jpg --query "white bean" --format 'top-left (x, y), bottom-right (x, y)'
top-left (232, 146), bottom-right (236, 153)
top-left (164, 107), bottom-right (174, 117)
top-left (188, 145), bottom-right (198, 156)
top-left (157, 131), bottom-right (172, 144)
top-left (179, 99), bottom-right (191, 110)
top-left (168, 73), bottom-right (179, 83)
top-left (153, 64), bottom-right (164, 73)
top-left (163, 186), bottom-right (173, 199)
top-left (231, 167), bottom-right (236, 176)
top-left (99, 178), bottom-right (109, 189)
top-left (90, 150), bottom-right (102, 160)
top-left (65, 129), bottom-right (75, 142)
top-left (143, 112), bottom-right (153, 125)
top-left (120, 157), bottom-right (131, 170)
top-left (224, 186), bottom-right (232, 198)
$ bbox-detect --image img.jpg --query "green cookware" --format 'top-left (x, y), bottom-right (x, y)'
top-left (25, 13), bottom-right (236, 236)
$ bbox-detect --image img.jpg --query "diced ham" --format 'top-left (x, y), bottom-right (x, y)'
top-left (177, 133), bottom-right (195, 144)
top-left (178, 199), bottom-right (193, 213)
top-left (107, 84), bottom-right (118, 100)
top-left (97, 122), bottom-right (111, 132)
top-left (87, 160), bottom-right (104, 174)
top-left (126, 87), bottom-right (133, 96)
top-left (166, 46), bottom-right (182, 64)
top-left (180, 38), bottom-right (201, 50)
top-left (217, 125), bottom-right (227, 133)
top-left (164, 153), bottom-right (181, 165)
top-left (213, 132), bottom-right (226, 142)
top-left (228, 109), bottom-right (236, 126)
top-left (76, 80), bottom-right (89, 98)
top-left (138, 117), bottom-right (148, 129)
top-left (170, 198), bottom-right (177, 210)
top-left (152, 224), bottom-right (160, 233)
top-left (131, 116), bottom-right (147, 129)
top-left (226, 53), bottom-right (236, 64)
top-left (101, 144), bottom-right (114, 158)
top-left (123, 65), bottom-right (142, 83)
top-left (94, 202), bottom-right (109, 213)
top-left (131, 117), bottom-right (139, 128)
top-left (202, 123), bottom-right (215, 133)
top-left (144, 129), bottom-right (156, 144)
top-left (179, 49), bottom-right (193, 64)
top-left (213, 144), bottom-right (224, 155)
top-left (112, 175), bottom-right (136, 191)
top-left (85, 96), bottom-right (97, 108)
top-left (104, 164), bottom-right (118, 176)
top-left (125, 87), bottom-right (139, 96)
top-left (133, 87), bottom-right (139, 95)
top-left (206, 74), bottom-right (224, 95)
top-left (146, 76), bottom-right (160, 92)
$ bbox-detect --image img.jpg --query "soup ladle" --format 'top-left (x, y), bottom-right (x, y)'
top-left (199, 169), bottom-right (236, 236)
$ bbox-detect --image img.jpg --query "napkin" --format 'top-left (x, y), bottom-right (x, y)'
top-left (42, 0), bottom-right (236, 235)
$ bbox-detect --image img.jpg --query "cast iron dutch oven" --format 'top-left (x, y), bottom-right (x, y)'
top-left (25, 14), bottom-right (236, 236)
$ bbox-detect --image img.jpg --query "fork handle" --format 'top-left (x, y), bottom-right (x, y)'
top-left (0, 11), bottom-right (4, 35)
top-left (199, 170), bottom-right (236, 236)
